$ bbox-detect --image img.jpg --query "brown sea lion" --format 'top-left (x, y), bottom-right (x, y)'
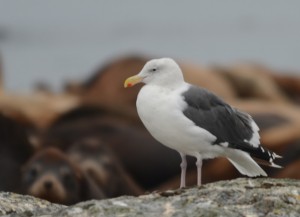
top-left (21, 147), bottom-right (104, 205)
top-left (67, 137), bottom-right (143, 197)
top-left (0, 113), bottom-right (33, 192)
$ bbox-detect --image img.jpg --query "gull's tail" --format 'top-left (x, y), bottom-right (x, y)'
top-left (226, 149), bottom-right (268, 177)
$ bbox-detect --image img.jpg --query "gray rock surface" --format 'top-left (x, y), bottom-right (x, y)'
top-left (0, 192), bottom-right (64, 216)
top-left (1, 178), bottom-right (299, 217)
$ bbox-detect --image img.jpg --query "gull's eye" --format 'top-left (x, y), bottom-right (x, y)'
top-left (151, 68), bottom-right (157, 72)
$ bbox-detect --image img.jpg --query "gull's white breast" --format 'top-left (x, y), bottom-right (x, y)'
top-left (136, 84), bottom-right (222, 158)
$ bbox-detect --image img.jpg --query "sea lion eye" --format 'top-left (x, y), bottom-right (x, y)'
top-left (27, 165), bottom-right (41, 181)
top-left (29, 168), bottom-right (38, 178)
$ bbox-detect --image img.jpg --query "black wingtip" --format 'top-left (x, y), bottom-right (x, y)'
top-left (229, 141), bottom-right (282, 168)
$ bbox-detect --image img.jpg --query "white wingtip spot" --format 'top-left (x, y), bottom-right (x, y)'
top-left (273, 153), bottom-right (283, 158)
top-left (244, 120), bottom-right (260, 148)
top-left (220, 142), bottom-right (229, 147)
top-left (270, 162), bottom-right (282, 168)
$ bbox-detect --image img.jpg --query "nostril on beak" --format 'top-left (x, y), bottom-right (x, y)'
top-left (44, 181), bottom-right (53, 190)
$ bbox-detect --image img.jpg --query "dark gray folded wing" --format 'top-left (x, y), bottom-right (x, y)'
top-left (181, 85), bottom-right (276, 162)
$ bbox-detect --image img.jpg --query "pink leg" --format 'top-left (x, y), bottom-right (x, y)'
top-left (196, 155), bottom-right (203, 186)
top-left (180, 153), bottom-right (187, 188)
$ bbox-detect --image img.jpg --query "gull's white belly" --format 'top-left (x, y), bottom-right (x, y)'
top-left (136, 85), bottom-right (221, 158)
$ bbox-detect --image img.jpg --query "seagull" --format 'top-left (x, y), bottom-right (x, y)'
top-left (124, 58), bottom-right (281, 188)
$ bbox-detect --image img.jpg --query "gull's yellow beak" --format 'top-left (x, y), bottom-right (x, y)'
top-left (124, 75), bottom-right (143, 88)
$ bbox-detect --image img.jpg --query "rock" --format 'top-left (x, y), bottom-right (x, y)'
top-left (0, 192), bottom-right (64, 216)
top-left (1, 178), bottom-right (300, 217)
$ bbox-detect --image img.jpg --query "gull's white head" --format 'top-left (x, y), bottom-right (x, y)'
top-left (124, 58), bottom-right (184, 88)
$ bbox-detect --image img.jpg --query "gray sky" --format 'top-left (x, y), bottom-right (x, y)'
top-left (0, 0), bottom-right (300, 91)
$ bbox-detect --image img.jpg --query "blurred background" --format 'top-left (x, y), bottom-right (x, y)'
top-left (0, 0), bottom-right (299, 205)
top-left (1, 0), bottom-right (300, 91)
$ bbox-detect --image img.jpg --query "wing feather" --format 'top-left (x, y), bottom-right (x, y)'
top-left (182, 85), bottom-right (280, 164)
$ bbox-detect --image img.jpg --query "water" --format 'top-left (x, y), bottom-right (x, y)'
top-left (0, 0), bottom-right (300, 91)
